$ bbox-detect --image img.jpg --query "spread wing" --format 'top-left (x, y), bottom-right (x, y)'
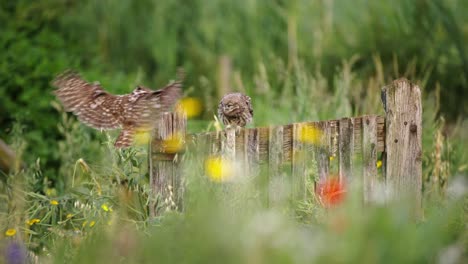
top-left (115, 80), bottom-right (182, 148)
top-left (52, 71), bottom-right (122, 130)
top-left (124, 79), bottom-right (183, 129)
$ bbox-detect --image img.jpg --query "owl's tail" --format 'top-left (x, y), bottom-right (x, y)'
top-left (114, 128), bottom-right (135, 148)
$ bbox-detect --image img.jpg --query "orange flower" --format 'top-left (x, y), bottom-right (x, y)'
top-left (315, 177), bottom-right (346, 207)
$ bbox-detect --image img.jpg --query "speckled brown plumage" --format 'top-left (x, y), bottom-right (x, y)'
top-left (218, 92), bottom-right (253, 128)
top-left (52, 71), bottom-right (182, 148)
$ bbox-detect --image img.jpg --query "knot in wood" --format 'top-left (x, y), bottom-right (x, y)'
top-left (410, 124), bottom-right (417, 133)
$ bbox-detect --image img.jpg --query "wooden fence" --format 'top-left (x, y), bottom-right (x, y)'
top-left (149, 78), bottom-right (422, 217)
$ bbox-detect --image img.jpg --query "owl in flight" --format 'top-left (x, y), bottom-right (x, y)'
top-left (53, 71), bottom-right (183, 148)
top-left (218, 92), bottom-right (253, 128)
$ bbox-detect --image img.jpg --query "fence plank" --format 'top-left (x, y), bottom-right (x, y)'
top-left (362, 115), bottom-right (378, 202)
top-left (317, 121), bottom-right (331, 182)
top-left (150, 112), bottom-right (186, 217)
top-left (383, 78), bottom-right (422, 216)
top-left (188, 115), bottom-right (385, 165)
top-left (268, 126), bottom-right (285, 205)
top-left (245, 128), bottom-right (260, 176)
top-left (292, 123), bottom-right (307, 201)
top-left (222, 127), bottom-right (236, 161)
top-left (339, 118), bottom-right (354, 180)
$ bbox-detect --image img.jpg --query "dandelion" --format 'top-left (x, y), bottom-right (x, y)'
top-left (205, 156), bottom-right (233, 182)
top-left (316, 177), bottom-right (346, 208)
top-left (329, 156), bottom-right (335, 161)
top-left (376, 160), bottom-right (383, 169)
top-left (5, 228), bottom-right (16, 237)
top-left (101, 204), bottom-right (110, 212)
top-left (50, 200), bottom-right (59, 206)
top-left (89, 221), bottom-right (96, 227)
top-left (298, 125), bottom-right (323, 145)
top-left (26, 219), bottom-right (40, 226)
top-left (66, 214), bottom-right (73, 219)
top-left (176, 97), bottom-right (203, 118)
top-left (163, 133), bottom-right (185, 153)
top-left (133, 127), bottom-right (152, 146)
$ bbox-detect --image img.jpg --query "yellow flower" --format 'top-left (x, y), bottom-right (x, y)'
top-left (176, 97), bottom-right (203, 118)
top-left (5, 228), bottom-right (16, 237)
top-left (163, 133), bottom-right (184, 154)
top-left (50, 200), bottom-right (59, 206)
top-left (27, 218), bottom-right (41, 226)
top-left (329, 156), bottom-right (335, 161)
top-left (133, 127), bottom-right (152, 146)
top-left (45, 188), bottom-right (57, 197)
top-left (298, 125), bottom-right (323, 145)
top-left (66, 214), bottom-right (73, 219)
top-left (205, 156), bottom-right (233, 182)
top-left (376, 160), bottom-right (383, 169)
top-left (89, 221), bottom-right (96, 227)
top-left (101, 204), bottom-right (110, 212)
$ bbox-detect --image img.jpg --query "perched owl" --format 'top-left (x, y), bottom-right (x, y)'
top-left (218, 92), bottom-right (253, 128)
top-left (52, 71), bottom-right (183, 148)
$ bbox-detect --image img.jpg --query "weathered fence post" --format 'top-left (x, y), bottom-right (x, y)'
top-left (268, 126), bottom-right (286, 206)
top-left (150, 112), bottom-right (186, 217)
top-left (339, 118), bottom-right (354, 181)
top-left (362, 115), bottom-right (378, 203)
top-left (382, 78), bottom-right (422, 216)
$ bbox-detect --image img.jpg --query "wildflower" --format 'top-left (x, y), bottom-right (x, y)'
top-left (205, 156), bottom-right (233, 182)
top-left (163, 133), bottom-right (184, 153)
top-left (5, 228), bottom-right (17, 236)
top-left (376, 160), bottom-right (383, 169)
top-left (298, 125), bottom-right (323, 145)
top-left (316, 177), bottom-right (346, 208)
top-left (101, 204), bottom-right (110, 212)
top-left (133, 127), bottom-right (152, 146)
top-left (66, 214), bottom-right (73, 219)
top-left (26, 219), bottom-right (40, 226)
top-left (50, 200), bottom-right (59, 206)
top-left (176, 97), bottom-right (203, 118)
top-left (329, 156), bottom-right (335, 161)
top-left (89, 221), bottom-right (96, 227)
top-left (5, 241), bottom-right (27, 264)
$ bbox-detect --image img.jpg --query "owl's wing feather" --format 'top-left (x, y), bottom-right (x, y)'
top-left (53, 71), bottom-right (122, 130)
top-left (114, 126), bottom-right (135, 148)
top-left (126, 79), bottom-right (183, 129)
